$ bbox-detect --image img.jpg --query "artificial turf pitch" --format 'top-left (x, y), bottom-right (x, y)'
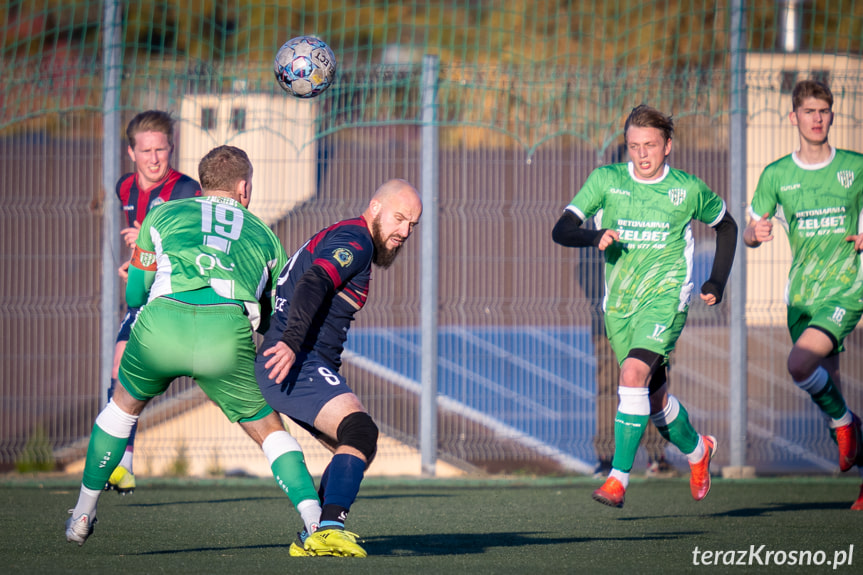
top-left (2, 475), bottom-right (861, 574)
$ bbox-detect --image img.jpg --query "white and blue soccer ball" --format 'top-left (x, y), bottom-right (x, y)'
top-left (273, 36), bottom-right (337, 98)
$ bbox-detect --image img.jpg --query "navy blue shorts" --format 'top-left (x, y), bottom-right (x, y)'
top-left (255, 350), bottom-right (352, 431)
top-left (115, 306), bottom-right (141, 343)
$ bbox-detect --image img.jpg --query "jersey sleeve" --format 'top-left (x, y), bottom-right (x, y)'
top-left (313, 228), bottom-right (374, 289)
top-left (749, 164), bottom-right (779, 221)
top-left (693, 177), bottom-right (727, 226)
top-left (114, 173), bottom-right (128, 201)
top-left (568, 168), bottom-right (608, 221)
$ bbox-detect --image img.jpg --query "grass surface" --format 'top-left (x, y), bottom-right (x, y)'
top-left (2, 475), bottom-right (862, 574)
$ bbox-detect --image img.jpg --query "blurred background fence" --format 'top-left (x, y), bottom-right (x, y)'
top-left (2, 0), bottom-right (863, 477)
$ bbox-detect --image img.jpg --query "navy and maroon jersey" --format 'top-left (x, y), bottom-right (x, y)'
top-left (263, 216), bottom-right (374, 369)
top-left (115, 168), bottom-right (201, 227)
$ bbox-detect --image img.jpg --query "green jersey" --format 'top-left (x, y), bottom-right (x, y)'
top-left (568, 163), bottom-right (726, 317)
top-left (135, 195), bottom-right (288, 330)
top-left (750, 148), bottom-right (863, 307)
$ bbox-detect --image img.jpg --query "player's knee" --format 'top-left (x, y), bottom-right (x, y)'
top-left (787, 352), bottom-right (816, 383)
top-left (336, 412), bottom-right (378, 465)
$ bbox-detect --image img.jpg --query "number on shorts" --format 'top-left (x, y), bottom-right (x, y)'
top-left (318, 366), bottom-right (341, 386)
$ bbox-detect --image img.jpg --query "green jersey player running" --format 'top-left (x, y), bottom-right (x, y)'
top-left (65, 146), bottom-right (323, 547)
top-left (744, 80), bottom-right (863, 510)
top-left (553, 104), bottom-right (738, 508)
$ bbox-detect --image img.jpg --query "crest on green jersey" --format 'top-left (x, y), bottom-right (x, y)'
top-left (837, 170), bottom-right (854, 189)
top-left (668, 188), bottom-right (686, 206)
top-left (139, 251), bottom-right (156, 268)
top-left (333, 248), bottom-right (354, 267)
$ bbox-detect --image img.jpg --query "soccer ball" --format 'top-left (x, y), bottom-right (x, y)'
top-left (273, 36), bottom-right (337, 98)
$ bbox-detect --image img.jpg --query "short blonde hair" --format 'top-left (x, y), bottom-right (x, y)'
top-left (126, 110), bottom-right (175, 149)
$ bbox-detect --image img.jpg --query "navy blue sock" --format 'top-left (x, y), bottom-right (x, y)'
top-left (320, 453), bottom-right (366, 528)
top-left (127, 420), bottom-right (137, 448)
top-left (317, 462), bottom-right (331, 502)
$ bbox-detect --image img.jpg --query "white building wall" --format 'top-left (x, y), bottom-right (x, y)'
top-left (178, 93), bottom-right (318, 226)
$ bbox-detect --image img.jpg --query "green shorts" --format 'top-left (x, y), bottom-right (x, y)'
top-left (788, 297), bottom-right (863, 353)
top-left (605, 300), bottom-right (688, 365)
top-left (118, 296), bottom-right (273, 423)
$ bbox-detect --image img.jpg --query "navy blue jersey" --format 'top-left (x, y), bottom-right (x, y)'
top-left (115, 168), bottom-right (201, 227)
top-left (263, 216), bottom-right (374, 369)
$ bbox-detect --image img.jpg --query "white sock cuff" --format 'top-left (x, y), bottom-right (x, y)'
top-left (618, 386), bottom-right (650, 416)
top-left (650, 395), bottom-right (681, 427)
top-left (831, 411), bottom-right (853, 429)
top-left (261, 430), bottom-right (302, 465)
top-left (297, 498), bottom-right (320, 513)
top-left (609, 468), bottom-right (630, 489)
top-left (81, 485), bottom-right (102, 498)
top-left (94, 399), bottom-right (139, 438)
top-left (297, 499), bottom-right (322, 535)
top-left (794, 366), bottom-right (828, 394)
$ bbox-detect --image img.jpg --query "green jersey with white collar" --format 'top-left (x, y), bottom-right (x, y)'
top-left (750, 147), bottom-right (863, 307)
top-left (567, 162), bottom-right (726, 317)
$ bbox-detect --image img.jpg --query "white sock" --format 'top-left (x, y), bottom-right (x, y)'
top-left (119, 450), bottom-right (134, 473)
top-left (73, 485), bottom-right (102, 520)
top-left (793, 366), bottom-right (828, 394)
top-left (618, 386), bottom-right (650, 415)
top-left (261, 430), bottom-right (302, 464)
top-left (686, 436), bottom-right (705, 463)
top-left (609, 468), bottom-right (629, 489)
top-left (650, 395), bottom-right (680, 428)
top-left (831, 411), bottom-right (852, 429)
top-left (297, 499), bottom-right (322, 535)
top-left (95, 399), bottom-right (138, 437)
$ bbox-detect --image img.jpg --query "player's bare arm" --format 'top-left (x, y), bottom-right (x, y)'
top-left (743, 213), bottom-right (773, 247)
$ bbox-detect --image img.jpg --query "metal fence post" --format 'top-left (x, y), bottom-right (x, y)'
top-left (420, 55), bottom-right (440, 477)
top-left (101, 0), bottom-right (122, 406)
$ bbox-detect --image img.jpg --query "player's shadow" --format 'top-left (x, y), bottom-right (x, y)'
top-left (124, 496), bottom-right (281, 508)
top-left (614, 500), bottom-right (849, 522)
top-left (357, 492), bottom-right (450, 501)
top-left (136, 530), bottom-right (698, 557)
top-left (361, 530), bottom-right (698, 556)
top-left (125, 492), bottom-right (449, 509)
top-left (710, 501), bottom-right (851, 516)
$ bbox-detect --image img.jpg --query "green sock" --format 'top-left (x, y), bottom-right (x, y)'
top-left (81, 423), bottom-right (129, 491)
top-left (655, 401), bottom-right (699, 455)
top-left (611, 412), bottom-right (649, 473)
top-left (271, 451), bottom-right (320, 507)
top-left (811, 379), bottom-right (848, 420)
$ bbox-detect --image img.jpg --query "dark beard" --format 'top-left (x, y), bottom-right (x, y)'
top-left (371, 216), bottom-right (402, 269)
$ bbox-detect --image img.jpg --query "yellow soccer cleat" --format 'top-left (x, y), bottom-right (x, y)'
top-left (289, 541), bottom-right (315, 556)
top-left (105, 466), bottom-right (136, 495)
top-left (304, 528), bottom-right (367, 558)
